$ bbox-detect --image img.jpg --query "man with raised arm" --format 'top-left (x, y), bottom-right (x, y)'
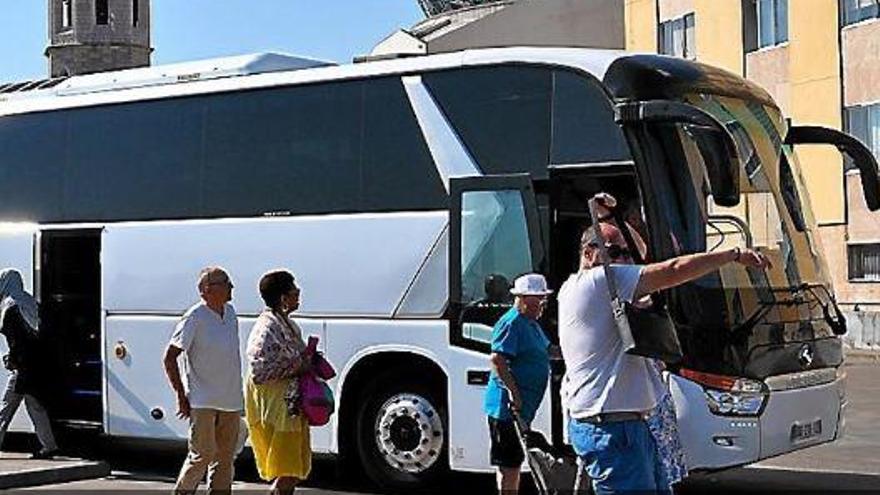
top-left (163, 266), bottom-right (243, 494)
top-left (558, 194), bottom-right (771, 494)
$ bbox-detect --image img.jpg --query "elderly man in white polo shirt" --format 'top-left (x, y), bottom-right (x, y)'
top-left (163, 266), bottom-right (243, 494)
top-left (558, 194), bottom-right (771, 494)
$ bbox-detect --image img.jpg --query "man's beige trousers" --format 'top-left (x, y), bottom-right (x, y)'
top-left (174, 408), bottom-right (241, 494)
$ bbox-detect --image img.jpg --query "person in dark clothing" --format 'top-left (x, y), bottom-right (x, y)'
top-left (0, 268), bottom-right (59, 459)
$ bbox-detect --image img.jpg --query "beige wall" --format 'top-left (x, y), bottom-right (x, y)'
top-left (847, 173), bottom-right (880, 243)
top-left (746, 46), bottom-right (791, 114)
top-left (658, 0), bottom-right (694, 21)
top-left (429, 0), bottom-right (626, 53)
top-left (820, 176), bottom-right (880, 307)
top-left (625, 0), bottom-right (657, 52)
top-left (693, 0), bottom-right (743, 74)
top-left (789, 0), bottom-right (844, 225)
top-left (842, 20), bottom-right (880, 106)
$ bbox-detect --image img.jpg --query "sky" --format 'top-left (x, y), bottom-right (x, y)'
top-left (0, 0), bottom-right (426, 82)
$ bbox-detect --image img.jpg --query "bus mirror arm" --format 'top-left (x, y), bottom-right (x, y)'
top-left (785, 125), bottom-right (880, 211)
top-left (615, 100), bottom-right (741, 207)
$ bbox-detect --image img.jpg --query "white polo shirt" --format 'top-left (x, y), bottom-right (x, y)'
top-left (169, 302), bottom-right (244, 412)
top-left (557, 265), bottom-right (664, 419)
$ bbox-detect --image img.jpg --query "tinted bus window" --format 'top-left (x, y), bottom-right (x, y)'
top-left (362, 78), bottom-right (447, 211)
top-left (66, 98), bottom-right (203, 221)
top-left (0, 113), bottom-right (65, 221)
top-left (550, 70), bottom-right (630, 165)
top-left (202, 81), bottom-right (364, 216)
top-left (0, 75), bottom-right (447, 223)
top-left (424, 66), bottom-right (553, 178)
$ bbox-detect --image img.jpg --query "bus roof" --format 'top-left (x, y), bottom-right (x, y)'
top-left (0, 47), bottom-right (626, 118)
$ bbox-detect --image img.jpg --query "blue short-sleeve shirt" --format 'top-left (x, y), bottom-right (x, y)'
top-left (483, 307), bottom-right (551, 423)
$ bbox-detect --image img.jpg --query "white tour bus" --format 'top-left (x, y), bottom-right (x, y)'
top-left (0, 48), bottom-right (878, 490)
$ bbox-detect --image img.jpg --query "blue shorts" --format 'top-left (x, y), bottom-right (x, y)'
top-left (568, 418), bottom-right (668, 495)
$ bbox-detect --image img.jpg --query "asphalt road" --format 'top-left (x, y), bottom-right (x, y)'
top-left (10, 363), bottom-right (880, 493)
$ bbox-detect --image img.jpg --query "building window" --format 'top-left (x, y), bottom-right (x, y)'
top-left (841, 0), bottom-right (880, 26)
top-left (849, 243), bottom-right (880, 281)
top-left (746, 0), bottom-right (788, 50)
top-left (96, 0), bottom-right (109, 25)
top-left (61, 0), bottom-right (72, 28)
top-left (844, 104), bottom-right (880, 171)
top-left (133, 0), bottom-right (139, 26)
top-left (659, 13), bottom-right (696, 59)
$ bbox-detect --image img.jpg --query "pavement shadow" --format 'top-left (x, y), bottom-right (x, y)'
top-left (682, 466), bottom-right (880, 493)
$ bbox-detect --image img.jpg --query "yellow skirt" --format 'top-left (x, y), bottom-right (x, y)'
top-left (244, 375), bottom-right (312, 481)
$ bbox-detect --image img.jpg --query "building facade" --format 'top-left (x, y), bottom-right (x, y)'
top-left (46, 0), bottom-right (151, 77)
top-left (626, 0), bottom-right (880, 317)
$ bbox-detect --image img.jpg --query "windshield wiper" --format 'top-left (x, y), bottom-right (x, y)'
top-left (727, 283), bottom-right (846, 344)
top-left (784, 283), bottom-right (847, 335)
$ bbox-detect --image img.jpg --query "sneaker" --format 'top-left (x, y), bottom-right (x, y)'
top-left (30, 449), bottom-right (59, 460)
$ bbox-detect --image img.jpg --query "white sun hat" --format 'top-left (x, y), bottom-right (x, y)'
top-left (509, 273), bottom-right (553, 296)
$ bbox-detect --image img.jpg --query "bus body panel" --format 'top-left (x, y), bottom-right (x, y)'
top-left (101, 213), bottom-right (447, 317)
top-left (104, 314), bottom-right (331, 446)
top-left (670, 375), bottom-right (760, 470)
top-left (758, 377), bottom-right (844, 460)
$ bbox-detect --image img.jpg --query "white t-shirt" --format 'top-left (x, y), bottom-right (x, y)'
top-left (557, 265), bottom-right (664, 419)
top-left (169, 302), bottom-right (244, 412)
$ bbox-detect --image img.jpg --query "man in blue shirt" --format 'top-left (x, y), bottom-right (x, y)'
top-left (483, 273), bottom-right (552, 494)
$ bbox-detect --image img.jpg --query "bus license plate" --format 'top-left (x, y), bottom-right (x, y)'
top-left (790, 419), bottom-right (822, 442)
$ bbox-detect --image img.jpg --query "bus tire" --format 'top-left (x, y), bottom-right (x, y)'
top-left (355, 370), bottom-right (448, 491)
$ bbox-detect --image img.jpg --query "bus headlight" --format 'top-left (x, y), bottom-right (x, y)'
top-left (681, 368), bottom-right (768, 417)
top-left (704, 388), bottom-right (766, 416)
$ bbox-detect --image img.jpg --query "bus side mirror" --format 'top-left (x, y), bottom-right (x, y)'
top-left (615, 100), bottom-right (741, 207)
top-left (785, 125), bottom-right (880, 211)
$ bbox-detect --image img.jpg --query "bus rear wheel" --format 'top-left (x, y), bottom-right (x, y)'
top-left (355, 372), bottom-right (448, 491)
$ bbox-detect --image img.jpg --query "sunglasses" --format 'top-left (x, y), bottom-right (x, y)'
top-left (589, 242), bottom-right (632, 260)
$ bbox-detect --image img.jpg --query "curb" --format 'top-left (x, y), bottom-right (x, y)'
top-left (0, 461), bottom-right (111, 489)
top-left (844, 348), bottom-right (880, 365)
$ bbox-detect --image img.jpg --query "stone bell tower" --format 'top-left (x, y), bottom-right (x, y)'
top-left (46, 0), bottom-right (152, 77)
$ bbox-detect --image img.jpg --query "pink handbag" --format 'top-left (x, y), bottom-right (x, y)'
top-left (300, 372), bottom-right (335, 426)
top-left (300, 335), bottom-right (336, 426)
top-left (306, 335), bottom-right (336, 380)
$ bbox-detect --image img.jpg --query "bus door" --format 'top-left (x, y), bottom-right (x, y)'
top-left (547, 163), bottom-right (641, 293)
top-left (546, 163), bottom-right (642, 444)
top-left (448, 174), bottom-right (549, 448)
top-left (38, 229), bottom-right (103, 432)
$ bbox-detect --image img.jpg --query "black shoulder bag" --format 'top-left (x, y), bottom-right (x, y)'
top-left (588, 198), bottom-right (683, 365)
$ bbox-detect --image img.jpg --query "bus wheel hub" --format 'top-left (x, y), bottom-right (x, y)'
top-left (375, 393), bottom-right (443, 474)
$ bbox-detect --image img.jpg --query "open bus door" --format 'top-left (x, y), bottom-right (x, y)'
top-left (449, 174), bottom-right (546, 352)
top-left (37, 229), bottom-right (103, 433)
top-left (447, 174), bottom-right (551, 467)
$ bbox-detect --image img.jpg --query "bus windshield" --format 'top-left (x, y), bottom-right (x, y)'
top-left (639, 94), bottom-right (837, 370)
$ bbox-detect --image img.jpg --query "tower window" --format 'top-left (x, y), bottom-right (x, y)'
top-left (133, 0), bottom-right (139, 26)
top-left (61, 0), bottom-right (72, 28)
top-left (96, 0), bottom-right (109, 25)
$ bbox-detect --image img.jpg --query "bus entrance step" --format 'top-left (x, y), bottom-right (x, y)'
top-left (54, 419), bottom-right (103, 431)
top-left (0, 452), bottom-right (109, 489)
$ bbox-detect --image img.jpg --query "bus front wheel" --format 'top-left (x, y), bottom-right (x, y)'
top-left (355, 371), bottom-right (448, 490)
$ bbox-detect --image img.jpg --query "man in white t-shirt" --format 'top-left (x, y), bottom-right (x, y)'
top-left (163, 266), bottom-right (244, 494)
top-left (558, 194), bottom-right (770, 494)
